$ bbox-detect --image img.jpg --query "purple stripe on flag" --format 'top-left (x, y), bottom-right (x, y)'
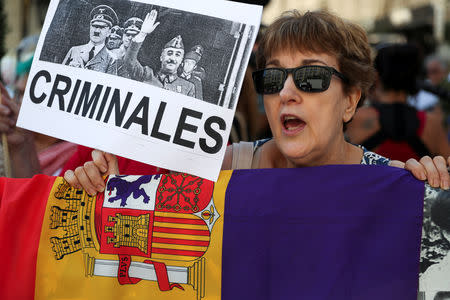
top-left (222, 165), bottom-right (424, 300)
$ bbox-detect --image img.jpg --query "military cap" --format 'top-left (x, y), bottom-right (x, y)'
top-left (185, 45), bottom-right (204, 63)
top-left (164, 35), bottom-right (184, 50)
top-left (90, 5), bottom-right (118, 27)
top-left (109, 25), bottom-right (123, 39)
top-left (123, 17), bottom-right (143, 35)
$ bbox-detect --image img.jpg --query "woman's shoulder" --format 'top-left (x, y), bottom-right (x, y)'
top-left (221, 138), bottom-right (273, 170)
top-left (358, 145), bottom-right (390, 166)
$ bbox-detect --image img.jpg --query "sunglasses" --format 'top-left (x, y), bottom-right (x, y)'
top-left (252, 65), bottom-right (348, 94)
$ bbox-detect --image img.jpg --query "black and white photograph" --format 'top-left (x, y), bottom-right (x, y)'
top-left (39, 0), bottom-right (255, 108)
top-left (17, 0), bottom-right (261, 181)
top-left (419, 187), bottom-right (450, 299)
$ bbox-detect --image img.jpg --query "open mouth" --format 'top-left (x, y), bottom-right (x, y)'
top-left (282, 114), bottom-right (306, 132)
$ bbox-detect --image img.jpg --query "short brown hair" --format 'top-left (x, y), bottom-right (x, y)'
top-left (256, 10), bottom-right (375, 103)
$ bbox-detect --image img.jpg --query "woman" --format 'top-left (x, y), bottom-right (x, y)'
top-left (64, 10), bottom-right (450, 194)
top-left (345, 44), bottom-right (450, 162)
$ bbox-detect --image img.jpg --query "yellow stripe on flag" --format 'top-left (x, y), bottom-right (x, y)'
top-left (153, 221), bottom-right (208, 231)
top-left (155, 211), bottom-right (201, 219)
top-left (150, 253), bottom-right (202, 262)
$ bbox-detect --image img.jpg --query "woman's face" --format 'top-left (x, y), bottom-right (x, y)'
top-left (263, 50), bottom-right (359, 166)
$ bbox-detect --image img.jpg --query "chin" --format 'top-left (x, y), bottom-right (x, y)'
top-left (277, 138), bottom-right (311, 161)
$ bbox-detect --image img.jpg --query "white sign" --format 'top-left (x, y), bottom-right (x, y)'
top-left (17, 0), bottom-right (262, 181)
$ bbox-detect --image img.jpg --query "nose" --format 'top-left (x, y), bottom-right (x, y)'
top-left (279, 74), bottom-right (301, 104)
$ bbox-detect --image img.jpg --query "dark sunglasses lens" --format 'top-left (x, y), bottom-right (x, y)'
top-left (253, 69), bottom-right (285, 94)
top-left (294, 66), bottom-right (332, 92)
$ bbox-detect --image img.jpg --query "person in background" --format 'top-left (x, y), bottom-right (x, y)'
top-left (346, 44), bottom-right (450, 162)
top-left (0, 35), bottom-right (78, 177)
top-left (179, 45), bottom-right (204, 100)
top-left (426, 55), bottom-right (449, 87)
top-left (114, 17), bottom-right (143, 60)
top-left (106, 25), bottom-right (123, 52)
top-left (65, 10), bottom-right (450, 194)
top-left (408, 54), bottom-right (448, 112)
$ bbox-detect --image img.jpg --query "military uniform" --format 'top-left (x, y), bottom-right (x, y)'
top-left (107, 25), bottom-right (123, 53)
top-left (62, 5), bottom-right (118, 75)
top-left (179, 45), bottom-right (204, 100)
top-left (125, 36), bottom-right (195, 97)
top-left (180, 72), bottom-right (203, 100)
top-left (63, 43), bottom-right (117, 74)
top-left (116, 17), bottom-right (143, 78)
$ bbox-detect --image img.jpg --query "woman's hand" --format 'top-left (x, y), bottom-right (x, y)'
top-left (64, 149), bottom-right (119, 195)
top-left (397, 156), bottom-right (450, 189)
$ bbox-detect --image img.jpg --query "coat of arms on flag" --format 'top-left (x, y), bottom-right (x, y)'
top-left (0, 166), bottom-right (434, 300)
top-left (42, 173), bottom-right (225, 299)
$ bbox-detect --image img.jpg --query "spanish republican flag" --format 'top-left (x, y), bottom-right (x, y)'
top-left (0, 166), bottom-right (425, 299)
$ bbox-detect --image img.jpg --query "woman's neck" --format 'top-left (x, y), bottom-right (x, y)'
top-left (265, 137), bottom-right (363, 169)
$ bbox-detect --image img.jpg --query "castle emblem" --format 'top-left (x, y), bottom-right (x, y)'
top-left (49, 173), bottom-right (218, 299)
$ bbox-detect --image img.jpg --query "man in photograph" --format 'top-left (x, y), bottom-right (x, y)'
top-left (124, 10), bottom-right (195, 96)
top-left (62, 5), bottom-right (118, 74)
top-left (116, 17), bottom-right (143, 59)
top-left (106, 25), bottom-right (123, 52)
top-left (115, 17), bottom-right (143, 78)
top-left (180, 45), bottom-right (204, 100)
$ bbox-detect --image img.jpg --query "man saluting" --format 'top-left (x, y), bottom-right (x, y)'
top-left (124, 10), bottom-right (195, 97)
top-left (62, 5), bottom-right (118, 75)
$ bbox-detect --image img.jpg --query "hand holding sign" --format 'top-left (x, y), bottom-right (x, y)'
top-left (17, 0), bottom-right (263, 181)
top-left (64, 150), bottom-right (119, 195)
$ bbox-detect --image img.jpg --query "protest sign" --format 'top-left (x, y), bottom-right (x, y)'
top-left (16, 0), bottom-right (262, 181)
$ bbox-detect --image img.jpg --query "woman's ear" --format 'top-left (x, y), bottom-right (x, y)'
top-left (343, 87), bottom-right (362, 123)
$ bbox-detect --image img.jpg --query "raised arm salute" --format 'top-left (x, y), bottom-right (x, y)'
top-left (124, 10), bottom-right (195, 97)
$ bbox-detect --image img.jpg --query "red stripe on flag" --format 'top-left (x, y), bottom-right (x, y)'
top-left (152, 247), bottom-right (205, 257)
top-left (154, 216), bottom-right (205, 225)
top-left (0, 175), bottom-right (56, 300)
top-left (153, 236), bottom-right (210, 247)
top-left (153, 226), bottom-right (210, 236)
